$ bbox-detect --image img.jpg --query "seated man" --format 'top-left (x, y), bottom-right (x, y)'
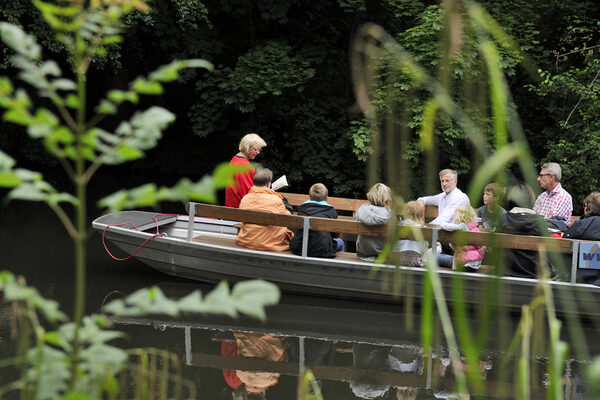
top-left (417, 169), bottom-right (470, 225)
top-left (534, 162), bottom-right (573, 224)
top-left (236, 168), bottom-right (293, 251)
top-left (290, 183), bottom-right (344, 258)
top-left (565, 192), bottom-right (600, 286)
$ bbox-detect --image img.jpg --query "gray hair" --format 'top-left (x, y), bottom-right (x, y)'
top-left (253, 168), bottom-right (273, 186)
top-left (439, 169), bottom-right (458, 181)
top-left (541, 162), bottom-right (562, 182)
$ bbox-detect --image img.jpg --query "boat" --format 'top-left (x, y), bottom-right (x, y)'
top-left (92, 209), bottom-right (600, 319)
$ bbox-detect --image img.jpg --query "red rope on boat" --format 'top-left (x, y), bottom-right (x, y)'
top-left (101, 213), bottom-right (182, 261)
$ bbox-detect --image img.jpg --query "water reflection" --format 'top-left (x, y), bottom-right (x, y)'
top-left (111, 283), bottom-right (579, 400)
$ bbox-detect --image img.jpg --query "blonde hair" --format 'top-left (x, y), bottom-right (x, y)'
top-left (402, 201), bottom-right (424, 224)
top-left (309, 183), bottom-right (328, 201)
top-left (239, 133), bottom-right (267, 154)
top-left (453, 205), bottom-right (476, 224)
top-left (367, 183), bottom-right (392, 207)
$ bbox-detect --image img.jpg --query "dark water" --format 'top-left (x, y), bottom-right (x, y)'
top-left (1, 202), bottom-right (598, 399)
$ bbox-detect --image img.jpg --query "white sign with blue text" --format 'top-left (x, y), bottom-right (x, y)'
top-left (578, 242), bottom-right (600, 270)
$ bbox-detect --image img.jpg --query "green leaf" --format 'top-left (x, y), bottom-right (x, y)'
top-left (0, 172), bottom-right (22, 187)
top-left (107, 89), bottom-right (127, 103)
top-left (4, 108), bottom-right (32, 125)
top-left (0, 22), bottom-right (41, 59)
top-left (101, 35), bottom-right (123, 45)
top-left (115, 144), bottom-right (143, 161)
top-left (46, 192), bottom-right (79, 206)
top-left (184, 59), bottom-right (214, 71)
top-left (201, 281), bottom-right (238, 318)
top-left (212, 162), bottom-right (252, 188)
top-left (40, 60), bottom-right (61, 77)
top-left (97, 190), bottom-right (128, 213)
top-left (44, 331), bottom-right (63, 347)
top-left (28, 124), bottom-right (53, 138)
top-left (8, 183), bottom-right (47, 201)
top-left (15, 168), bottom-right (43, 182)
top-left (65, 93), bottom-right (80, 108)
top-left (51, 78), bottom-right (76, 91)
top-left (231, 280), bottom-right (280, 321)
top-left (132, 78), bottom-right (163, 95)
top-left (97, 99), bottom-right (116, 114)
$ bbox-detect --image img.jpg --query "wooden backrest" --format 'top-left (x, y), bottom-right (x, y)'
top-left (186, 203), bottom-right (574, 254)
top-left (278, 192), bottom-right (439, 219)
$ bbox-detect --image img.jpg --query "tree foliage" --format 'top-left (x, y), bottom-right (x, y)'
top-left (1, 0), bottom-right (598, 204)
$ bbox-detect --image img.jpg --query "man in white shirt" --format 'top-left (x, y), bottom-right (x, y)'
top-left (417, 169), bottom-right (470, 225)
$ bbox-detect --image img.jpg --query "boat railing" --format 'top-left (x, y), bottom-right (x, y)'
top-left (279, 191), bottom-right (440, 220)
top-left (185, 202), bottom-right (596, 284)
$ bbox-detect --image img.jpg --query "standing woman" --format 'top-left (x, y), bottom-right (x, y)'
top-left (225, 133), bottom-right (267, 208)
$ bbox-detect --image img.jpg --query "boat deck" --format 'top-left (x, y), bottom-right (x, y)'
top-left (192, 233), bottom-right (495, 273)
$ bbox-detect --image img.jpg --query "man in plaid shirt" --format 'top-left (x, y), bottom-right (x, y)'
top-left (534, 162), bottom-right (573, 224)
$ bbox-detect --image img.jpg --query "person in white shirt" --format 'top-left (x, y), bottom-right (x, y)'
top-left (417, 169), bottom-right (471, 225)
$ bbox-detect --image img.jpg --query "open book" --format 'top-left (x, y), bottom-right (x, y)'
top-left (271, 175), bottom-right (288, 191)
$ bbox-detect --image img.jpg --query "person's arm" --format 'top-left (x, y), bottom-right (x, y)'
top-left (439, 222), bottom-right (466, 231)
top-left (417, 193), bottom-right (441, 207)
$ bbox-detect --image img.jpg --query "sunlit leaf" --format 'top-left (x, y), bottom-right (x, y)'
top-left (115, 144), bottom-right (143, 161)
top-left (212, 162), bottom-right (252, 188)
top-left (132, 78), bottom-right (163, 95)
top-left (4, 108), bottom-right (32, 125)
top-left (65, 93), bottom-right (80, 108)
top-left (44, 331), bottom-right (63, 347)
top-left (0, 172), bottom-right (22, 187)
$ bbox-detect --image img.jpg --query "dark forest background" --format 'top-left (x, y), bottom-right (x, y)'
top-left (0, 0), bottom-right (598, 214)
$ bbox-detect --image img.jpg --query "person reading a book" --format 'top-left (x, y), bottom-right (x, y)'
top-left (290, 183), bottom-right (344, 257)
top-left (236, 168), bottom-right (294, 251)
top-left (225, 133), bottom-right (267, 208)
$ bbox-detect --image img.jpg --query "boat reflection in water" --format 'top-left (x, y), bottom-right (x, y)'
top-left (108, 282), bottom-right (595, 399)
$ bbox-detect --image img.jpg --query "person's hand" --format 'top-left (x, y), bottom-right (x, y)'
top-left (417, 199), bottom-right (425, 211)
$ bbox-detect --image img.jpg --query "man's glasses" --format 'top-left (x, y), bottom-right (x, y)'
top-left (538, 173), bottom-right (551, 177)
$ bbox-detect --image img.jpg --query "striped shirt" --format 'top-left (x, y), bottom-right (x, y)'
top-left (534, 183), bottom-right (573, 223)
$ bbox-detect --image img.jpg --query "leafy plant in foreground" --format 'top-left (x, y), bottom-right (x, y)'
top-left (0, 1), bottom-right (279, 398)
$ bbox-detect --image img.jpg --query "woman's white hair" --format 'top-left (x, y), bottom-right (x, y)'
top-left (239, 133), bottom-right (267, 154)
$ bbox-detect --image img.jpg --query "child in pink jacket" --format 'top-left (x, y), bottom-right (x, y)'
top-left (437, 205), bottom-right (485, 271)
